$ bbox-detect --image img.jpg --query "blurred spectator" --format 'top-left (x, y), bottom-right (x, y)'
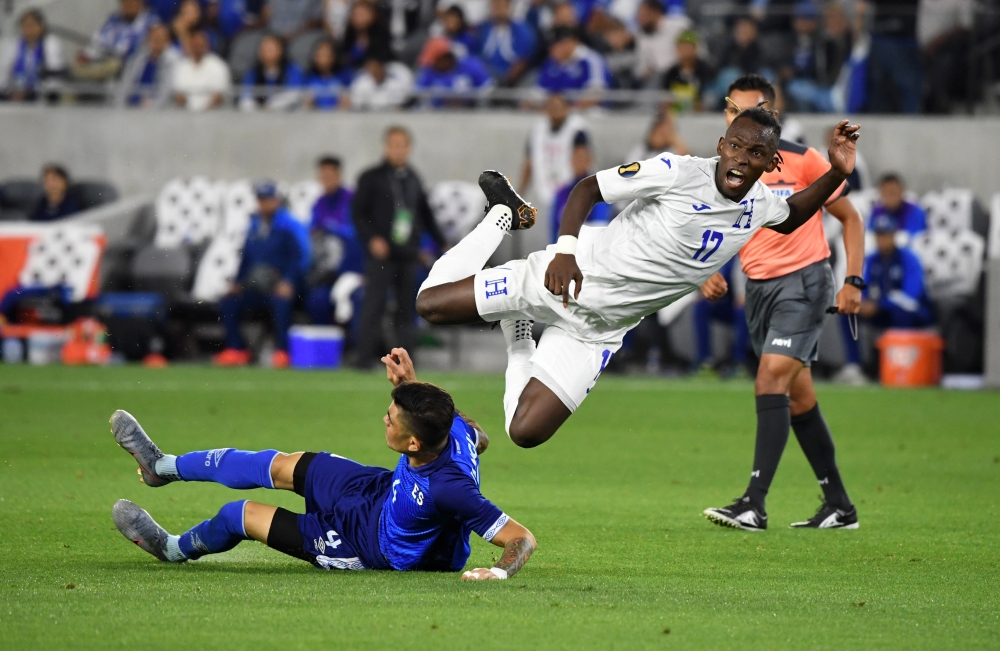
top-left (239, 33), bottom-right (304, 110)
top-left (148, 0), bottom-right (187, 22)
top-left (782, 1), bottom-right (834, 112)
top-left (304, 38), bottom-right (351, 109)
top-left (351, 126), bottom-right (445, 368)
top-left (171, 0), bottom-right (219, 55)
top-left (625, 111), bottom-right (689, 163)
top-left (519, 93), bottom-right (589, 218)
top-left (324, 0), bottom-right (352, 40)
top-left (712, 16), bottom-right (769, 95)
top-left (415, 37), bottom-right (492, 106)
top-left (262, 0), bottom-right (324, 39)
top-left (172, 28), bottom-right (232, 110)
top-left (858, 213), bottom-right (933, 332)
top-left (215, 181), bottom-right (311, 369)
top-left (348, 52), bottom-right (414, 110)
top-left (0, 10), bottom-right (66, 102)
top-left (73, 0), bottom-right (158, 82)
top-left (306, 156), bottom-right (364, 326)
top-left (919, 0), bottom-right (973, 113)
top-left (535, 27), bottom-right (608, 103)
top-left (117, 23), bottom-right (181, 107)
top-left (550, 139), bottom-right (612, 243)
top-left (440, 5), bottom-right (478, 53)
top-left (691, 258), bottom-right (749, 376)
top-left (210, 0), bottom-right (263, 40)
top-left (661, 30), bottom-right (713, 112)
top-left (341, 1), bottom-right (392, 69)
top-left (869, 173), bottom-right (927, 237)
top-left (632, 0), bottom-right (690, 87)
top-left (866, 0), bottom-right (922, 113)
top-left (30, 164), bottom-right (81, 222)
top-left (475, 0), bottom-right (537, 86)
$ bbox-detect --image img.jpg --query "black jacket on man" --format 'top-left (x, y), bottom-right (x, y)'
top-left (351, 161), bottom-right (445, 259)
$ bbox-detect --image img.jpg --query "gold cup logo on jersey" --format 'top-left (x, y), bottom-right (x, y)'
top-left (618, 162), bottom-right (640, 178)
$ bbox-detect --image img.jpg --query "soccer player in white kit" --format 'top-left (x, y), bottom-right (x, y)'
top-left (417, 108), bottom-right (860, 448)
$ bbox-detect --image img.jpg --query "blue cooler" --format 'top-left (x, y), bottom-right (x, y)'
top-left (288, 326), bottom-right (344, 369)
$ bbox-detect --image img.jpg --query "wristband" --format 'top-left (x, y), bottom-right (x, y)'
top-left (553, 235), bottom-right (577, 255)
top-left (488, 567), bottom-right (508, 580)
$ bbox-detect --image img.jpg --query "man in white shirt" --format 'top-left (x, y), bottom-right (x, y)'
top-left (348, 53), bottom-right (414, 111)
top-left (415, 110), bottom-right (860, 448)
top-left (633, 0), bottom-right (691, 86)
top-left (172, 28), bottom-right (231, 111)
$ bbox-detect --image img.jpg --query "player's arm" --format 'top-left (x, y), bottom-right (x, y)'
top-left (461, 518), bottom-right (537, 581)
top-left (827, 196), bottom-right (865, 314)
top-left (457, 411), bottom-right (489, 455)
top-left (770, 121), bottom-right (860, 235)
top-left (544, 175), bottom-right (603, 307)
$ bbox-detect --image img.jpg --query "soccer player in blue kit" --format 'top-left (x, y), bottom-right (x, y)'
top-left (110, 348), bottom-right (536, 581)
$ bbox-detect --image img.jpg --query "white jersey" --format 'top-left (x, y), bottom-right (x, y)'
top-left (528, 113), bottom-right (589, 206)
top-left (570, 153), bottom-right (790, 333)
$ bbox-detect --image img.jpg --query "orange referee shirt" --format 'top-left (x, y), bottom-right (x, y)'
top-left (739, 140), bottom-right (847, 280)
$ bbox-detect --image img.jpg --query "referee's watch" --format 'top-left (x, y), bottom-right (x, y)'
top-left (844, 276), bottom-right (866, 290)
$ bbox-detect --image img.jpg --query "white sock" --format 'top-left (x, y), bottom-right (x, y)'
top-left (154, 455), bottom-right (181, 481)
top-left (501, 320), bottom-right (535, 436)
top-left (165, 535), bottom-right (187, 562)
top-left (418, 205), bottom-right (510, 293)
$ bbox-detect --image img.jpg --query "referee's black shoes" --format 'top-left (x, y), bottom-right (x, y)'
top-left (478, 170), bottom-right (536, 231)
top-left (790, 502), bottom-right (859, 529)
top-left (703, 496), bottom-right (767, 532)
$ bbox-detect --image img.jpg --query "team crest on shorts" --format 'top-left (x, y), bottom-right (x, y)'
top-left (618, 162), bottom-right (640, 178)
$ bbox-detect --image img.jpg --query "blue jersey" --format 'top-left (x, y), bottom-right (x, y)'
top-left (377, 416), bottom-right (507, 571)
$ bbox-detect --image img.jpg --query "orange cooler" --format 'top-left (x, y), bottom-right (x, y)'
top-left (876, 330), bottom-right (944, 387)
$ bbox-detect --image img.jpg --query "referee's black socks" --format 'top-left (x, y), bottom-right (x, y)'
top-left (791, 403), bottom-right (852, 510)
top-left (745, 394), bottom-right (791, 512)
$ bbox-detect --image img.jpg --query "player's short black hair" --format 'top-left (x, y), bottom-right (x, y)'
top-left (317, 155), bottom-right (341, 169)
top-left (41, 163), bottom-right (69, 183)
top-left (727, 74), bottom-right (776, 106)
top-left (384, 124), bottom-right (411, 143)
top-left (391, 382), bottom-right (455, 450)
top-left (731, 106), bottom-right (782, 145)
top-left (879, 172), bottom-right (904, 187)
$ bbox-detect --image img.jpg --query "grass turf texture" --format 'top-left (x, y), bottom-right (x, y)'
top-left (0, 366), bottom-right (998, 650)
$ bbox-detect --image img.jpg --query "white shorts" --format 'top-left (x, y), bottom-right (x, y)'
top-left (473, 257), bottom-right (622, 411)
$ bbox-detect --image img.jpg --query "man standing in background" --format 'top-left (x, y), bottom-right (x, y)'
top-left (351, 126), bottom-right (445, 369)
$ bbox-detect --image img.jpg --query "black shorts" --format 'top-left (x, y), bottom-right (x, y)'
top-left (744, 259), bottom-right (836, 367)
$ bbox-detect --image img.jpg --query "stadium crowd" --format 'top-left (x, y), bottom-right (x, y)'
top-left (0, 0), bottom-right (984, 113)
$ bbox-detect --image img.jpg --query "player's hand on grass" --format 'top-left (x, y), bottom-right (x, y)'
top-left (461, 568), bottom-right (502, 581)
top-left (545, 254), bottom-right (584, 308)
top-left (828, 120), bottom-right (861, 177)
top-left (699, 273), bottom-right (728, 301)
top-left (836, 284), bottom-right (861, 314)
top-left (382, 347), bottom-right (417, 386)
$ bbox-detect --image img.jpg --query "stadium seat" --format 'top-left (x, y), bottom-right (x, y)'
top-left (228, 29), bottom-right (265, 82)
top-left (288, 30), bottom-right (326, 73)
top-left (130, 245), bottom-right (193, 296)
top-left (191, 230), bottom-right (245, 302)
top-left (287, 179), bottom-right (322, 226)
top-left (72, 181), bottom-right (119, 211)
top-left (922, 188), bottom-right (974, 234)
top-left (428, 181), bottom-right (486, 246)
top-left (154, 177), bottom-right (223, 248)
top-left (911, 229), bottom-right (985, 301)
top-left (0, 179), bottom-right (44, 220)
top-left (17, 224), bottom-right (104, 301)
top-left (221, 180), bottom-right (256, 235)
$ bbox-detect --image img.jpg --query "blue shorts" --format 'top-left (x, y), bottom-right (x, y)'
top-left (295, 453), bottom-right (392, 570)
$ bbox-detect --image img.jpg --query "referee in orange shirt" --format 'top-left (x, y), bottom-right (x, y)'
top-left (702, 75), bottom-right (865, 531)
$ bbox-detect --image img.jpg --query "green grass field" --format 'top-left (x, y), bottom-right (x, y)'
top-left (1, 366), bottom-right (998, 650)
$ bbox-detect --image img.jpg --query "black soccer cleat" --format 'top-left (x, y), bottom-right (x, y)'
top-left (112, 499), bottom-right (182, 562)
top-left (478, 170), bottom-right (536, 231)
top-left (790, 501), bottom-right (859, 529)
top-left (110, 410), bottom-right (171, 487)
top-left (703, 496), bottom-right (768, 531)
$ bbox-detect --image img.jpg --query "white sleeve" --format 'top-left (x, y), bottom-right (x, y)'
top-left (762, 187), bottom-right (791, 227)
top-left (595, 153), bottom-right (680, 204)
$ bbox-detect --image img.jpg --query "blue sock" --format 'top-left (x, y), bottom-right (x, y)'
top-left (174, 449), bottom-right (279, 489)
top-left (178, 500), bottom-right (249, 560)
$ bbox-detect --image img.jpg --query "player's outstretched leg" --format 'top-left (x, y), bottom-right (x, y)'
top-left (416, 171), bottom-right (535, 325)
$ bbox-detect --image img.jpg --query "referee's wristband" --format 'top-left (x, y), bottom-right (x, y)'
top-left (553, 235), bottom-right (577, 256)
top-left (489, 567), bottom-right (508, 580)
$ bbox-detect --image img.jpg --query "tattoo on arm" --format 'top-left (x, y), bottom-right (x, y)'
top-left (494, 537), bottom-right (535, 578)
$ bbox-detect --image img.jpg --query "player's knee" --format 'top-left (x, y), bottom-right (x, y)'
top-left (415, 290), bottom-right (442, 323)
top-left (507, 419), bottom-right (546, 449)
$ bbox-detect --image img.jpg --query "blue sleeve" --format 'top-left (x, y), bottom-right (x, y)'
top-left (905, 204), bottom-right (927, 235)
top-left (273, 227), bottom-right (305, 281)
top-left (467, 57), bottom-right (491, 86)
top-left (430, 470), bottom-right (508, 542)
top-left (861, 252), bottom-right (875, 298)
top-left (514, 23), bottom-right (537, 60)
top-left (867, 205), bottom-right (884, 228)
top-left (899, 251), bottom-right (926, 303)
